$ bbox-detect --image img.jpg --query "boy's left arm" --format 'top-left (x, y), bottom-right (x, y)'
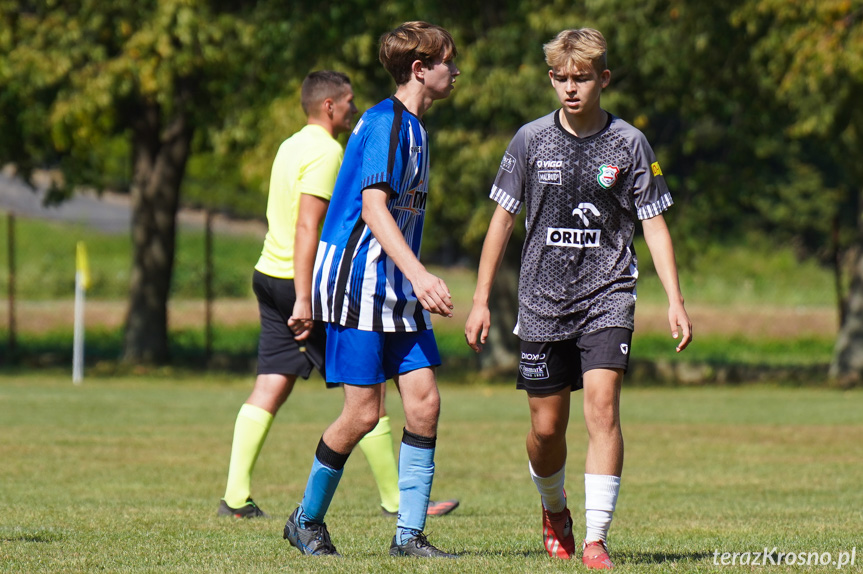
top-left (641, 214), bottom-right (692, 352)
top-left (362, 185), bottom-right (453, 318)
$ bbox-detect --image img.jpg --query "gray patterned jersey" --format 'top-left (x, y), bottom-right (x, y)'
top-left (490, 111), bottom-right (673, 342)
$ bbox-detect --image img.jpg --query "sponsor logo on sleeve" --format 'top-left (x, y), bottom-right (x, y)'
top-left (500, 152), bottom-right (516, 173)
top-left (651, 161), bottom-right (663, 177)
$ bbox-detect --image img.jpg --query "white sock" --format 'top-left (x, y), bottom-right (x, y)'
top-left (529, 462), bottom-right (567, 513)
top-left (585, 474), bottom-right (620, 542)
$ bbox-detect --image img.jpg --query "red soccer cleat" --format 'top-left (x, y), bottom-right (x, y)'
top-left (426, 499), bottom-right (460, 516)
top-left (541, 505), bottom-right (576, 559)
top-left (582, 539), bottom-right (614, 569)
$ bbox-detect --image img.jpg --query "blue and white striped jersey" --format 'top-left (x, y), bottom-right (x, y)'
top-left (312, 97), bottom-right (432, 332)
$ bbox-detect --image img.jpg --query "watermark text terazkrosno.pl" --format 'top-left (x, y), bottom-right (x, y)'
top-left (713, 547), bottom-right (856, 569)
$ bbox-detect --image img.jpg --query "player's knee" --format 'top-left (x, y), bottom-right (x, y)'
top-left (530, 419), bottom-right (567, 446)
top-left (356, 410), bottom-right (382, 435)
top-left (585, 405), bottom-right (619, 434)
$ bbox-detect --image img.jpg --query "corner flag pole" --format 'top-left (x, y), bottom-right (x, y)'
top-left (73, 241), bottom-right (90, 385)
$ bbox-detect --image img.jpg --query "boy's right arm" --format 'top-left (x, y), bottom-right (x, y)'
top-left (465, 204), bottom-right (516, 353)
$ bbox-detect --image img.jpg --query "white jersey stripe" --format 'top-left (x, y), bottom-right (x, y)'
top-left (491, 184), bottom-right (522, 214)
top-left (377, 257), bottom-right (395, 331)
top-left (356, 234), bottom-right (379, 329)
top-left (637, 192), bottom-right (674, 220)
top-left (314, 242), bottom-right (338, 322)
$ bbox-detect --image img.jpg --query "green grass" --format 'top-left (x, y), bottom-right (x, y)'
top-left (0, 215), bottom-right (841, 374)
top-left (0, 323), bottom-right (835, 375)
top-left (0, 215), bottom-right (841, 306)
top-left (632, 333), bottom-right (834, 367)
top-left (0, 216), bottom-right (262, 299)
top-left (1, 375), bottom-right (861, 573)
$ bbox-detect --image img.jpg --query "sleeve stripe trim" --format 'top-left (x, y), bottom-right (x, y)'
top-left (637, 192), bottom-right (673, 220)
top-left (490, 185), bottom-right (522, 214)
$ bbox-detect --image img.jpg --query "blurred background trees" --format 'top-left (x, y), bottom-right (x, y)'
top-left (1, 0), bottom-right (861, 376)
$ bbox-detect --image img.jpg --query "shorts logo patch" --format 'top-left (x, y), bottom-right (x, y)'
top-left (620, 343), bottom-right (629, 355)
top-left (500, 152), bottom-right (516, 173)
top-left (519, 362), bottom-right (550, 380)
top-left (597, 164), bottom-right (620, 189)
top-left (651, 161), bottom-right (663, 176)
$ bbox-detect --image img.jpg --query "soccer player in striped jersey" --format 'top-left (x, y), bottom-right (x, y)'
top-left (284, 21), bottom-right (460, 558)
top-left (465, 29), bottom-right (692, 569)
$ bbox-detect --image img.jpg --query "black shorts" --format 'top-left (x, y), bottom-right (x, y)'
top-left (516, 327), bottom-right (632, 394)
top-left (253, 270), bottom-right (329, 383)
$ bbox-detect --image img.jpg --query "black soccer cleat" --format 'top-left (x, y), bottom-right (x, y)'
top-left (217, 498), bottom-right (268, 519)
top-left (389, 533), bottom-right (457, 558)
top-left (283, 507), bottom-right (341, 557)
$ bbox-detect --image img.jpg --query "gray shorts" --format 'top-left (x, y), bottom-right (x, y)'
top-left (516, 327), bottom-right (632, 394)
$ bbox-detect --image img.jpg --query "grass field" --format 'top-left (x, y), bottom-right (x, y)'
top-left (1, 374), bottom-right (860, 573)
top-left (0, 214), bottom-right (845, 376)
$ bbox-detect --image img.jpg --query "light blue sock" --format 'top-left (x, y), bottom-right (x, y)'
top-left (297, 439), bottom-right (348, 527)
top-left (396, 430), bottom-right (436, 544)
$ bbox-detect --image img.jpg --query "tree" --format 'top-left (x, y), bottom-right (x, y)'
top-left (731, 0), bottom-right (863, 383)
top-left (4, 0), bottom-right (853, 373)
top-left (0, 0), bottom-right (380, 363)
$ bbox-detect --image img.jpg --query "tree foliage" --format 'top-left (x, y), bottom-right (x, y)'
top-left (728, 0), bottom-right (863, 381)
top-left (2, 0), bottom-right (863, 372)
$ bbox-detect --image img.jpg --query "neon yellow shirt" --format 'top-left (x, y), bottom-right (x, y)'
top-left (255, 124), bottom-right (343, 278)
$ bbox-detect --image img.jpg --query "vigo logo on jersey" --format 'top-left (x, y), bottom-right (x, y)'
top-left (536, 160), bottom-right (563, 186)
top-left (597, 164), bottom-right (620, 189)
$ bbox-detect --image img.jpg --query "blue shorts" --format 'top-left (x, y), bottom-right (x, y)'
top-left (325, 324), bottom-right (441, 385)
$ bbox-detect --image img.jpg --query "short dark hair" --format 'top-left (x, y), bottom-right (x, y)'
top-left (379, 21), bottom-right (457, 86)
top-left (301, 71), bottom-right (352, 116)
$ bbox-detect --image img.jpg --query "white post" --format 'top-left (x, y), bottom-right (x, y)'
top-left (73, 269), bottom-right (85, 384)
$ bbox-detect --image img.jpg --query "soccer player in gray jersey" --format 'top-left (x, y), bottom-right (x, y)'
top-left (465, 29), bottom-right (692, 569)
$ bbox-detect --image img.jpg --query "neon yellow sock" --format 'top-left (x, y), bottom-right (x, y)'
top-left (223, 403), bottom-right (274, 508)
top-left (357, 415), bottom-right (400, 513)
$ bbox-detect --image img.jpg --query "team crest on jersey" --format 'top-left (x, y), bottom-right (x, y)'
top-left (651, 161), bottom-right (663, 176)
top-left (597, 164), bottom-right (620, 189)
top-left (500, 152), bottom-right (516, 173)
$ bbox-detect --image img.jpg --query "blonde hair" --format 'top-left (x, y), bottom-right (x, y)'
top-left (543, 28), bottom-right (607, 74)
top-left (379, 21), bottom-right (457, 85)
